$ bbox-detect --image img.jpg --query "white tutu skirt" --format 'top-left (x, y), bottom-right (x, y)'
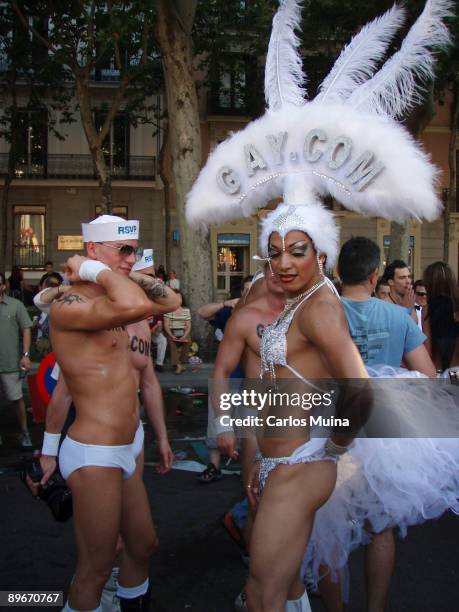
top-left (303, 365), bottom-right (459, 588)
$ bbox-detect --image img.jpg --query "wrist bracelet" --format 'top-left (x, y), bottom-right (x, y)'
top-left (325, 438), bottom-right (351, 456)
top-left (79, 260), bottom-right (111, 283)
top-left (42, 432), bottom-right (61, 456)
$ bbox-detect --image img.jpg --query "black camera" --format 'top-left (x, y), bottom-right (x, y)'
top-left (21, 459), bottom-right (73, 522)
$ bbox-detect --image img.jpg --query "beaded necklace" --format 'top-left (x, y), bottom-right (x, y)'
top-left (280, 277), bottom-right (326, 319)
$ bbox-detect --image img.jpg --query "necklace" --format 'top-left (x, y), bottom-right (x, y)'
top-left (284, 277), bottom-right (326, 310)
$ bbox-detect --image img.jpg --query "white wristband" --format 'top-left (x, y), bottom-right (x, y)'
top-left (33, 289), bottom-right (53, 315)
top-left (42, 432), bottom-right (61, 456)
top-left (79, 260), bottom-right (111, 283)
top-left (213, 416), bottom-right (234, 436)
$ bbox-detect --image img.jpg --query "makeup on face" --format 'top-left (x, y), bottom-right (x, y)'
top-left (268, 240), bottom-right (309, 259)
top-left (268, 232), bottom-right (319, 292)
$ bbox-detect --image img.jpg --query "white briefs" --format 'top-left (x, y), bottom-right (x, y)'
top-left (59, 422), bottom-right (144, 480)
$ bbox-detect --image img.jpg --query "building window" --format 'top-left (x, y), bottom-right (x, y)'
top-left (13, 205), bottom-right (46, 268)
top-left (216, 233), bottom-right (250, 295)
top-left (209, 55), bottom-right (255, 115)
top-left (383, 235), bottom-right (415, 270)
top-left (94, 112), bottom-right (129, 177)
top-left (14, 109), bottom-right (47, 178)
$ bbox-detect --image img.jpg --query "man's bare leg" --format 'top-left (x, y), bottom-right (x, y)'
top-left (67, 467), bottom-right (123, 610)
top-left (118, 459), bottom-right (157, 591)
top-left (102, 451), bottom-right (148, 610)
top-left (209, 448), bottom-right (221, 469)
top-left (365, 529), bottom-right (394, 612)
top-left (14, 398), bottom-right (28, 434)
top-left (318, 567), bottom-right (344, 612)
top-left (246, 460), bottom-right (336, 612)
top-left (240, 438), bottom-right (304, 606)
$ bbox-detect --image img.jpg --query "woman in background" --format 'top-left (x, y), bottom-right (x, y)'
top-left (163, 291), bottom-right (191, 374)
top-left (423, 261), bottom-right (459, 371)
top-left (8, 265), bottom-right (24, 301)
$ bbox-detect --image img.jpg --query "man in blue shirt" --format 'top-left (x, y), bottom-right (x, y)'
top-left (339, 238), bottom-right (433, 373)
top-left (331, 237), bottom-right (435, 612)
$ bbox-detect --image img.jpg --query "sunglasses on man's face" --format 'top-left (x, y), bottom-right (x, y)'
top-left (98, 243), bottom-right (143, 262)
top-left (415, 291), bottom-right (427, 297)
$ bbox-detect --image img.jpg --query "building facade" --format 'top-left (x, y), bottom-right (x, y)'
top-left (1, 69), bottom-right (458, 296)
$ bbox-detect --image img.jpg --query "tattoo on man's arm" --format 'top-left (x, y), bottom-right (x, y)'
top-left (136, 276), bottom-right (167, 300)
top-left (57, 293), bottom-right (85, 306)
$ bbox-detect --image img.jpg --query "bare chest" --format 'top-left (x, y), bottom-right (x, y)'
top-left (127, 322), bottom-right (151, 372)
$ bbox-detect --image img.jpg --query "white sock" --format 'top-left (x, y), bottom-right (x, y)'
top-left (285, 590), bottom-right (312, 612)
top-left (62, 603), bottom-right (102, 612)
top-left (117, 578), bottom-right (149, 599)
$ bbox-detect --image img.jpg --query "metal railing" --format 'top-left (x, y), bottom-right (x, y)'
top-left (0, 154), bottom-right (156, 180)
top-left (13, 244), bottom-right (46, 268)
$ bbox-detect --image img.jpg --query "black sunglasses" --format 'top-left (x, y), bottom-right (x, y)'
top-left (98, 242), bottom-right (143, 262)
top-left (415, 291), bottom-right (427, 297)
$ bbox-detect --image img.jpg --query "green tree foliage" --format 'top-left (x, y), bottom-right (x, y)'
top-left (0, 3), bottom-right (74, 261)
top-left (11, 0), bottom-right (163, 211)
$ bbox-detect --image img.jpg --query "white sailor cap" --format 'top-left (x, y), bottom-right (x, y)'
top-left (131, 249), bottom-right (154, 272)
top-left (82, 215), bottom-right (139, 242)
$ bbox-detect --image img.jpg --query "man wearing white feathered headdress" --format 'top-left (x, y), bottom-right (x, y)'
top-left (186, 1), bottom-right (453, 610)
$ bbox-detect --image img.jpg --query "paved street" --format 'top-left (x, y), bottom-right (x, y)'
top-left (1, 364), bottom-right (458, 611)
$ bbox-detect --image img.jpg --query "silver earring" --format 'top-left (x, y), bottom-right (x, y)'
top-left (317, 254), bottom-right (324, 276)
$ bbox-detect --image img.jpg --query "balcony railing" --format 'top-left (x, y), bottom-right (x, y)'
top-left (0, 154), bottom-right (156, 180)
top-left (13, 243), bottom-right (46, 269)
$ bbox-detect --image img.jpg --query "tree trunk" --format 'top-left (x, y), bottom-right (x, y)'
top-left (444, 84), bottom-right (459, 263)
top-left (93, 147), bottom-right (113, 214)
top-left (158, 119), bottom-right (172, 272)
top-left (387, 222), bottom-right (410, 265)
top-left (388, 89), bottom-right (437, 266)
top-left (76, 77), bottom-right (113, 213)
top-left (156, 0), bottom-right (213, 345)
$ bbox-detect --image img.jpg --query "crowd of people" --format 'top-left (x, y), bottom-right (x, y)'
top-left (2, 213), bottom-right (458, 612)
top-left (1, 259), bottom-right (197, 376)
top-left (1, 2), bottom-right (459, 611)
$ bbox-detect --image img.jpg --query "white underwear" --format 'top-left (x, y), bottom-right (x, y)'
top-left (59, 436), bottom-right (136, 480)
top-left (131, 422), bottom-right (144, 460)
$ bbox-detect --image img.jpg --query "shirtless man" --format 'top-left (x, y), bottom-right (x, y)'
top-left (213, 265), bottom-right (285, 481)
top-left (41, 216), bottom-right (179, 612)
top-left (37, 249), bottom-right (173, 483)
top-left (212, 265), bottom-right (293, 610)
top-left (242, 204), bottom-right (368, 612)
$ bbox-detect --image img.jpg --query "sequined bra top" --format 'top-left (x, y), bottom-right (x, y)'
top-left (260, 278), bottom-right (338, 383)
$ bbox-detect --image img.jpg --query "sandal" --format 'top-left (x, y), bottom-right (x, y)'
top-left (197, 462), bottom-right (223, 483)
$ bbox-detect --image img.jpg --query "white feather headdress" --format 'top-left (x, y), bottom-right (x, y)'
top-left (186, 0), bottom-right (452, 260)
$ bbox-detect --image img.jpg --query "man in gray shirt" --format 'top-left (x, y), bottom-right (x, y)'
top-left (0, 271), bottom-right (32, 447)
